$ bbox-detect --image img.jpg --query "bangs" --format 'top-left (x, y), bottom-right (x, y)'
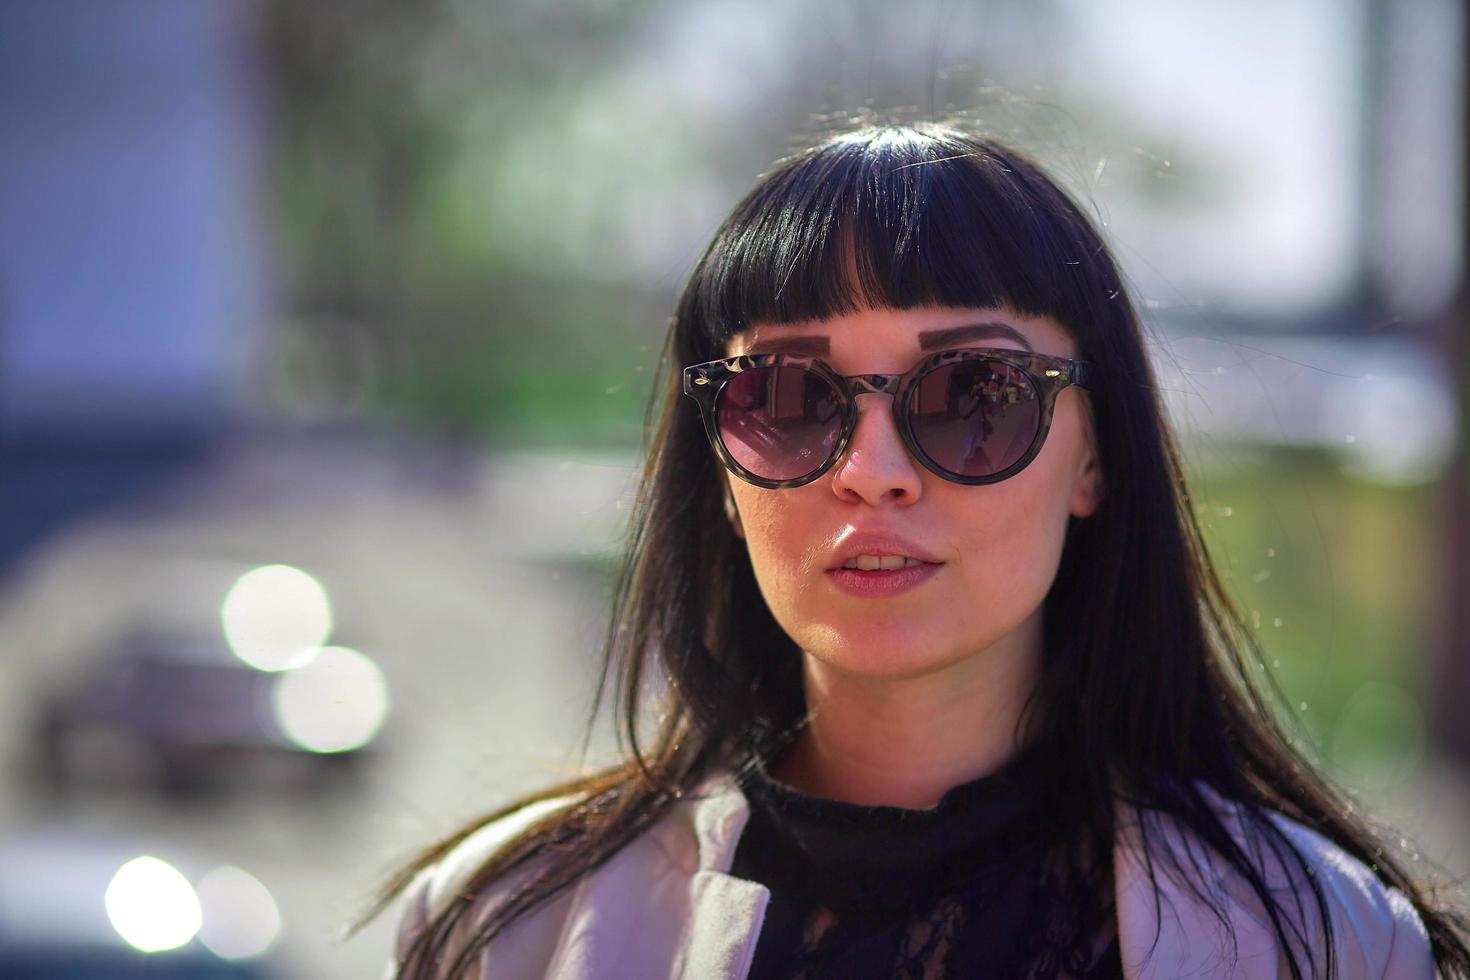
top-left (683, 126), bottom-right (1110, 354)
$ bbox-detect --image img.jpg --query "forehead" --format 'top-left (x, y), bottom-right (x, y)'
top-left (726, 306), bottom-right (1076, 360)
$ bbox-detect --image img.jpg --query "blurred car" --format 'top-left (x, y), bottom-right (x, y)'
top-left (28, 630), bottom-right (373, 799)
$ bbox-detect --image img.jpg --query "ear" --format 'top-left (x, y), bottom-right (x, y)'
top-left (723, 481), bottom-right (746, 539)
top-left (1069, 442), bottom-right (1104, 518)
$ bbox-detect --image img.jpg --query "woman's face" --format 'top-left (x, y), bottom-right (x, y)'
top-left (722, 305), bottom-right (1103, 681)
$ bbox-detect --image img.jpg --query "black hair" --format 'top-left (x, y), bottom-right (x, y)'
top-left (362, 121), bottom-right (1470, 978)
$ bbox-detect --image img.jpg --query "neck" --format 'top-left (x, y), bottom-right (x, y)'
top-left (773, 616), bottom-right (1042, 809)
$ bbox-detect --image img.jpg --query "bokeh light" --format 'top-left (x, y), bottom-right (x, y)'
top-left (271, 645), bottom-right (390, 753)
top-left (104, 855), bottom-right (202, 953)
top-left (196, 865), bottom-right (282, 960)
top-left (221, 564), bottom-right (333, 671)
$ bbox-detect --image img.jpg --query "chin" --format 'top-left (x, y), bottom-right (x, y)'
top-left (801, 627), bottom-right (967, 681)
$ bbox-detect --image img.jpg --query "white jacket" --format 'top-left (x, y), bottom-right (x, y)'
top-left (390, 773), bottom-right (1434, 979)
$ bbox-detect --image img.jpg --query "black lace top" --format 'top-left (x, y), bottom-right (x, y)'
top-left (729, 744), bottom-right (1123, 980)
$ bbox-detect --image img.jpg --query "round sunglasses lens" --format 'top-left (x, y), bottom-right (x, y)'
top-left (909, 360), bottom-right (1040, 478)
top-left (716, 365), bottom-right (843, 482)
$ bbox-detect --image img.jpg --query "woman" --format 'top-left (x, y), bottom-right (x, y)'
top-left (367, 123), bottom-right (1470, 978)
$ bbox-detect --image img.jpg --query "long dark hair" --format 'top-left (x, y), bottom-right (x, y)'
top-left (361, 122), bottom-right (1470, 978)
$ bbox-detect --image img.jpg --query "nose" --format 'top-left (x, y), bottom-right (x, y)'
top-left (829, 394), bottom-right (924, 506)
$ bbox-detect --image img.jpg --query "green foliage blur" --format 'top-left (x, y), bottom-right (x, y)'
top-left (262, 0), bottom-right (671, 448)
top-left (1189, 449), bottom-right (1437, 792)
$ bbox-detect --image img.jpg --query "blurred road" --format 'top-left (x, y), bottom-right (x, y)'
top-left (0, 431), bottom-right (635, 977)
top-left (0, 431), bottom-right (1464, 977)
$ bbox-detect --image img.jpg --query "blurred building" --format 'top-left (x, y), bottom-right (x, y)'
top-left (0, 0), bottom-right (265, 571)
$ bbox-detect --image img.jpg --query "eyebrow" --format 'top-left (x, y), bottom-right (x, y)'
top-left (738, 320), bottom-right (1034, 356)
top-left (918, 321), bottom-right (1034, 352)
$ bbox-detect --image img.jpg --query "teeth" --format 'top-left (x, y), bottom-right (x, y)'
top-left (842, 555), bottom-right (924, 570)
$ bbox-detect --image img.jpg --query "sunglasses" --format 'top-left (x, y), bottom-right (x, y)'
top-left (682, 347), bottom-right (1096, 489)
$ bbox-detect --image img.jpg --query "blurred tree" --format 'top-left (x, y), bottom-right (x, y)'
top-left (259, 0), bottom-right (662, 444)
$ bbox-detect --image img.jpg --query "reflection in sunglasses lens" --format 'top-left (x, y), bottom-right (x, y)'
top-left (718, 366), bottom-right (843, 481)
top-left (909, 360), bottom-right (1040, 477)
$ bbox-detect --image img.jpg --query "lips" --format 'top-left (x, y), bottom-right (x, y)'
top-left (827, 533), bottom-right (944, 571)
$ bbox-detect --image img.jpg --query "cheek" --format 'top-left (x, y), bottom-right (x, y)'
top-left (733, 489), bottom-right (822, 579)
top-left (947, 481), bottom-right (1069, 608)
top-left (728, 486), bottom-right (831, 620)
top-left (950, 416), bottom-right (1088, 599)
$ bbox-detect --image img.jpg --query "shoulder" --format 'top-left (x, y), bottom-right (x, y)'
top-left (1261, 808), bottom-right (1433, 978)
top-left (389, 794), bottom-right (580, 977)
top-left (386, 783), bottom-right (719, 979)
top-left (1114, 786), bottom-right (1434, 979)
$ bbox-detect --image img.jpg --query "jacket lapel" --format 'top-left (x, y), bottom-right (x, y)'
top-left (675, 773), bottom-right (770, 980)
top-left (538, 774), bottom-right (763, 980)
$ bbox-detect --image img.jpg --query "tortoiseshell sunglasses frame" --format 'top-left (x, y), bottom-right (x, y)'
top-left (682, 347), bottom-right (1097, 489)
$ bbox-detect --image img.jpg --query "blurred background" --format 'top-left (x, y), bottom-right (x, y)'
top-left (0, 0), bottom-right (1467, 974)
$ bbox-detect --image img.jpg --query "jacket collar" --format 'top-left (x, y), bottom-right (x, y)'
top-left (674, 771), bottom-right (1290, 980)
top-left (684, 770), bottom-right (752, 871)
